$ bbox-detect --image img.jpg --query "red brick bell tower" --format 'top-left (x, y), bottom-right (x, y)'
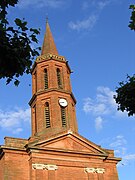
top-left (0, 21), bottom-right (121, 180)
top-left (29, 21), bottom-right (78, 139)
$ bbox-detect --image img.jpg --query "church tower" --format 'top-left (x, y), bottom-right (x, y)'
top-left (29, 21), bottom-right (78, 139)
top-left (0, 21), bottom-right (121, 180)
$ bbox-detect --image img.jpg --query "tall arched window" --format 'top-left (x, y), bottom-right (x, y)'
top-left (57, 68), bottom-right (62, 89)
top-left (45, 102), bottom-right (51, 128)
top-left (44, 69), bottom-right (48, 89)
top-left (34, 71), bottom-right (37, 93)
top-left (61, 107), bottom-right (66, 127)
top-left (33, 105), bottom-right (37, 133)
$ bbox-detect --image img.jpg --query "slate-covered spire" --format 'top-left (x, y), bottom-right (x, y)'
top-left (41, 20), bottom-right (58, 55)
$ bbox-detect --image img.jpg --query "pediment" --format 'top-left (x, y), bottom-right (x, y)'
top-left (30, 132), bottom-right (107, 155)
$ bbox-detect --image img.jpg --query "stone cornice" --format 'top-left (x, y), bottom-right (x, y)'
top-left (0, 145), bottom-right (27, 160)
top-left (103, 156), bottom-right (122, 162)
top-left (31, 54), bottom-right (67, 73)
top-left (26, 145), bottom-right (108, 159)
top-left (31, 54), bottom-right (72, 74)
top-left (0, 145), bottom-right (26, 151)
top-left (36, 54), bottom-right (66, 62)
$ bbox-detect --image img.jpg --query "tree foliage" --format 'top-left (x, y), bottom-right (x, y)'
top-left (114, 5), bottom-right (135, 116)
top-left (128, 5), bottom-right (135, 31)
top-left (0, 0), bottom-right (41, 86)
top-left (114, 75), bottom-right (135, 116)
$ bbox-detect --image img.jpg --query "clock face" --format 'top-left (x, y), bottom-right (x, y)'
top-left (59, 98), bottom-right (68, 107)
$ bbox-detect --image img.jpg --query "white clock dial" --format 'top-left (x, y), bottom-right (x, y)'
top-left (59, 98), bottom-right (68, 107)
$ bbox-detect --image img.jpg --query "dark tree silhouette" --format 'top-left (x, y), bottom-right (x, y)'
top-left (0, 0), bottom-right (41, 86)
top-left (114, 5), bottom-right (135, 116)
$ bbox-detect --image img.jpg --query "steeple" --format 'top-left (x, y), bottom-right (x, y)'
top-left (30, 21), bottom-right (78, 139)
top-left (41, 20), bottom-right (58, 55)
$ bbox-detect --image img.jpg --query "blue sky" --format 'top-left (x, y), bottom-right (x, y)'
top-left (0, 0), bottom-right (135, 179)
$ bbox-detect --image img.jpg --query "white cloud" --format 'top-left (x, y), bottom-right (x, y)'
top-left (69, 15), bottom-right (98, 31)
top-left (96, 86), bottom-right (116, 107)
top-left (95, 116), bottom-right (103, 130)
top-left (18, 0), bottom-right (65, 9)
top-left (83, 86), bottom-right (118, 131)
top-left (12, 128), bottom-right (23, 134)
top-left (83, 86), bottom-right (131, 130)
top-left (109, 135), bottom-right (127, 149)
top-left (83, 86), bottom-right (117, 116)
top-left (82, 0), bottom-right (111, 10)
top-left (118, 153), bottom-right (135, 167)
top-left (109, 135), bottom-right (127, 158)
top-left (69, 0), bottom-right (119, 31)
top-left (0, 108), bottom-right (30, 133)
top-left (100, 135), bottom-right (127, 156)
top-left (97, 0), bottom-right (110, 10)
top-left (82, 1), bottom-right (93, 10)
top-left (123, 154), bottom-right (135, 160)
top-left (108, 136), bottom-right (135, 167)
top-left (100, 135), bottom-right (135, 167)
top-left (83, 86), bottom-right (130, 118)
top-left (83, 97), bottom-right (107, 115)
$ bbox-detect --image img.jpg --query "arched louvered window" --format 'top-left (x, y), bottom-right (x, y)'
top-left (45, 102), bottom-right (51, 128)
top-left (57, 68), bottom-right (62, 89)
top-left (61, 107), bottom-right (66, 127)
top-left (34, 105), bottom-right (37, 133)
top-left (44, 69), bottom-right (48, 89)
top-left (34, 71), bottom-right (37, 92)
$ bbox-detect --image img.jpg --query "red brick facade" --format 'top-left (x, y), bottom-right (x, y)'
top-left (0, 21), bottom-right (121, 180)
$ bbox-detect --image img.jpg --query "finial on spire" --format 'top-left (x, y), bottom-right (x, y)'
top-left (46, 15), bottom-right (48, 24)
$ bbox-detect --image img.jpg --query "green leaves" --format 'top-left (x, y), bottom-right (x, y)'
top-left (1, 0), bottom-right (19, 7)
top-left (129, 5), bottom-right (135, 31)
top-left (30, 28), bottom-right (40, 43)
top-left (30, 28), bottom-right (40, 34)
top-left (30, 34), bottom-right (38, 43)
top-left (15, 18), bottom-right (28, 31)
top-left (114, 75), bottom-right (135, 116)
top-left (0, 0), bottom-right (41, 86)
top-left (14, 79), bottom-right (20, 86)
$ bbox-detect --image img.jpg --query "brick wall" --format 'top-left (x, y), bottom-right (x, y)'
top-left (2, 150), bottom-right (29, 180)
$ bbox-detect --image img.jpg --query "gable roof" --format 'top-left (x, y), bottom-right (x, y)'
top-left (27, 131), bottom-right (109, 157)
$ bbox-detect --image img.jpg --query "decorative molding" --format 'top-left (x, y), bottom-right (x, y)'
top-left (45, 164), bottom-right (58, 170)
top-left (85, 167), bottom-right (105, 174)
top-left (32, 163), bottom-right (58, 171)
top-left (32, 163), bottom-right (46, 170)
top-left (85, 168), bottom-right (96, 173)
top-left (96, 168), bottom-right (105, 174)
top-left (36, 54), bottom-right (66, 62)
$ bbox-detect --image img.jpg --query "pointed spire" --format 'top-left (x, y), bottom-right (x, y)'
top-left (41, 19), bottom-right (58, 55)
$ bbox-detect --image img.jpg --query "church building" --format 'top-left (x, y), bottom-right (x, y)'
top-left (0, 21), bottom-right (121, 180)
